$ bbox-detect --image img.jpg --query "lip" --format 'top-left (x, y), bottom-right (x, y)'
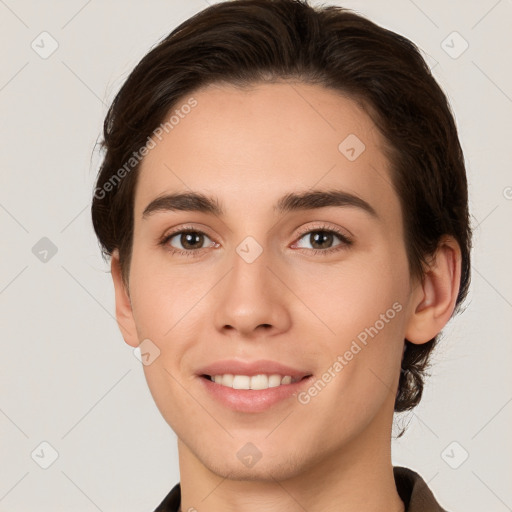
top-left (196, 359), bottom-right (313, 413)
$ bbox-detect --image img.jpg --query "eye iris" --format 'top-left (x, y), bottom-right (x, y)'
top-left (181, 232), bottom-right (204, 250)
top-left (310, 231), bottom-right (333, 249)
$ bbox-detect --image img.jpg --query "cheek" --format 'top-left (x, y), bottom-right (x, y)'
top-left (141, 360), bottom-right (209, 442)
top-left (293, 253), bottom-right (408, 403)
top-left (128, 247), bottom-right (209, 339)
top-left (295, 252), bottom-right (409, 340)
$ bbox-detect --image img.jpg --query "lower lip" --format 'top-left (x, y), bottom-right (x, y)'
top-left (199, 375), bottom-right (313, 413)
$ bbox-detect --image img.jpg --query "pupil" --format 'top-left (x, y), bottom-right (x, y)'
top-left (182, 232), bottom-right (203, 249)
top-left (312, 231), bottom-right (332, 249)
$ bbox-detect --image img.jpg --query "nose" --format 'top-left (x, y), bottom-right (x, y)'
top-left (213, 243), bottom-right (292, 340)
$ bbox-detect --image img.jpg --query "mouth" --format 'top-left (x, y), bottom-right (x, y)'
top-left (201, 373), bottom-right (311, 390)
top-left (196, 359), bottom-right (313, 412)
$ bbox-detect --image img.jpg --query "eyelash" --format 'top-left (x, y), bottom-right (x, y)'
top-left (158, 223), bottom-right (353, 258)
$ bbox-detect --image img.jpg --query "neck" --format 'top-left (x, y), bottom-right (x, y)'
top-left (177, 408), bottom-right (404, 512)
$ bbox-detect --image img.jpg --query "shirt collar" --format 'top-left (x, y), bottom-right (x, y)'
top-left (153, 466), bottom-right (448, 512)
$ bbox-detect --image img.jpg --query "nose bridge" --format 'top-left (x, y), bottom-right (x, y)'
top-left (221, 224), bottom-right (269, 280)
top-left (212, 233), bottom-right (291, 335)
top-left (228, 234), bottom-right (274, 302)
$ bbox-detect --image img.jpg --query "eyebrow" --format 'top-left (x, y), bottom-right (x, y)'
top-left (142, 188), bottom-right (378, 219)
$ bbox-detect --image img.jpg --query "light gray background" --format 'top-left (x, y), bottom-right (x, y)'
top-left (1, 0), bottom-right (511, 510)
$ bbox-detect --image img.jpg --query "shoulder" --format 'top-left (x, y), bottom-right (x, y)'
top-left (152, 482), bottom-right (181, 512)
top-left (393, 466), bottom-right (449, 512)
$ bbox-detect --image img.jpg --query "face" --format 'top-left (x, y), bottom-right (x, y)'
top-left (119, 81), bottom-right (421, 481)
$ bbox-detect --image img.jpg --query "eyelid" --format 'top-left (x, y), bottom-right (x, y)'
top-left (294, 222), bottom-right (353, 242)
top-left (161, 223), bottom-right (216, 241)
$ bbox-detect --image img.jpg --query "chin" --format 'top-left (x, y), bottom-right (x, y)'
top-left (197, 445), bottom-right (312, 482)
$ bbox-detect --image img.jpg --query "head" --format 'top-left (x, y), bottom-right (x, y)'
top-left (91, 0), bottom-right (471, 479)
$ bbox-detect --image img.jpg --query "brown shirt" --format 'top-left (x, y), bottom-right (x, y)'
top-left (153, 466), bottom-right (448, 511)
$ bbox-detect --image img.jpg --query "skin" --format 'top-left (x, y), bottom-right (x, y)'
top-left (111, 81), bottom-right (461, 512)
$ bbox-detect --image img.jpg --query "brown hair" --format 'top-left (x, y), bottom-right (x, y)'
top-left (91, 0), bottom-right (471, 412)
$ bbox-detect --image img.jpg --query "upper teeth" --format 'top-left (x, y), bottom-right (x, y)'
top-left (211, 374), bottom-right (296, 390)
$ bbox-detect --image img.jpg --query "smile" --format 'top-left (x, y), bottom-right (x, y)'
top-left (204, 374), bottom-right (302, 390)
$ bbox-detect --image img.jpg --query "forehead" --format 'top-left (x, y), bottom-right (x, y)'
top-left (134, 81), bottom-right (399, 223)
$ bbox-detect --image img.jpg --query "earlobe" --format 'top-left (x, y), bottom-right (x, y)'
top-left (111, 250), bottom-right (140, 348)
top-left (405, 237), bottom-right (462, 345)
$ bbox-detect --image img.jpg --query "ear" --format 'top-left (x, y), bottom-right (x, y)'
top-left (405, 236), bottom-right (462, 344)
top-left (111, 249), bottom-right (139, 348)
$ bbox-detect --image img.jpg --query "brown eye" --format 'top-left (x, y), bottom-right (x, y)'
top-left (167, 230), bottom-right (213, 251)
top-left (306, 231), bottom-right (335, 250)
top-left (294, 228), bottom-right (351, 252)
